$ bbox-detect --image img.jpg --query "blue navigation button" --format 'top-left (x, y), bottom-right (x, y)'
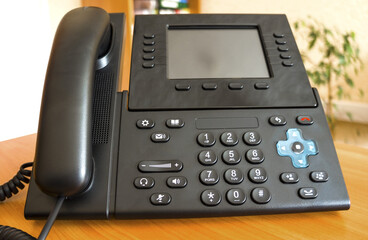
top-left (276, 128), bottom-right (318, 168)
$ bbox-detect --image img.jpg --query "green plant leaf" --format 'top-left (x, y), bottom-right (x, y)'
top-left (346, 112), bottom-right (353, 121)
top-left (337, 86), bottom-right (343, 99)
top-left (344, 74), bottom-right (354, 87)
top-left (294, 22), bottom-right (299, 29)
top-left (359, 88), bottom-right (364, 97)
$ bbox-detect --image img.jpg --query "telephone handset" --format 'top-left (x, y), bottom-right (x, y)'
top-left (24, 6), bottom-right (350, 227)
top-left (34, 7), bottom-right (112, 197)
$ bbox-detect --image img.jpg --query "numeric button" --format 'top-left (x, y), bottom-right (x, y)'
top-left (220, 132), bottom-right (238, 146)
top-left (246, 149), bottom-right (264, 164)
top-left (197, 132), bottom-right (215, 147)
top-left (224, 168), bottom-right (243, 184)
top-left (227, 189), bottom-right (246, 205)
top-left (243, 131), bottom-right (261, 145)
top-left (248, 167), bottom-right (268, 183)
top-left (200, 169), bottom-right (219, 185)
top-left (222, 150), bottom-right (241, 165)
top-left (198, 150), bottom-right (217, 165)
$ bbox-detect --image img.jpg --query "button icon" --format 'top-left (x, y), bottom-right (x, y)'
top-left (151, 132), bottom-right (170, 142)
top-left (167, 176), bottom-right (187, 188)
top-left (280, 172), bottom-right (299, 183)
top-left (150, 193), bottom-right (171, 205)
top-left (269, 116), bottom-right (286, 126)
top-left (299, 187), bottom-right (317, 199)
top-left (134, 177), bottom-right (154, 189)
top-left (136, 119), bottom-right (154, 129)
top-left (297, 116), bottom-right (314, 125)
top-left (310, 171), bottom-right (329, 182)
top-left (166, 118), bottom-right (184, 128)
top-left (201, 189), bottom-right (221, 206)
top-left (251, 187), bottom-right (271, 204)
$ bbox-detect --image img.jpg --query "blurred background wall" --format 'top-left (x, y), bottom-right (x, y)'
top-left (0, 0), bottom-right (367, 148)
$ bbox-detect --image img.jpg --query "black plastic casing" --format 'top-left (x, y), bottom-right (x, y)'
top-left (25, 13), bottom-right (350, 219)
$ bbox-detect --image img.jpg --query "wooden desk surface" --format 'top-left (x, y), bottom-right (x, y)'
top-left (1, 134), bottom-right (367, 239)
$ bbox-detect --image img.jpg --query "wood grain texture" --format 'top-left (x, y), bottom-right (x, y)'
top-left (0, 135), bottom-right (367, 239)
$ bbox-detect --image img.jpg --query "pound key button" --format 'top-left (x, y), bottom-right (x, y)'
top-left (150, 193), bottom-right (171, 205)
top-left (251, 187), bottom-right (271, 204)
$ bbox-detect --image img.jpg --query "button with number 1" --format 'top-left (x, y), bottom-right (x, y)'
top-left (197, 132), bottom-right (215, 147)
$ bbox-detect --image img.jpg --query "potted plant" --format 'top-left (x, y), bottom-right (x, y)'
top-left (293, 17), bottom-right (364, 133)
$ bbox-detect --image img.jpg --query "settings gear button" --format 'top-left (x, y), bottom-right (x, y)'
top-left (136, 119), bottom-right (155, 129)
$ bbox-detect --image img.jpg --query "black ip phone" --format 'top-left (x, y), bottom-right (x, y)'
top-left (1, 6), bottom-right (350, 239)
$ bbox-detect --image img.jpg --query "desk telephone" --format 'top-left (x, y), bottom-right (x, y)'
top-left (2, 6), bottom-right (351, 237)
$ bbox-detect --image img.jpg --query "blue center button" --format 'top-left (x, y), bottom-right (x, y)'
top-left (276, 129), bottom-right (318, 168)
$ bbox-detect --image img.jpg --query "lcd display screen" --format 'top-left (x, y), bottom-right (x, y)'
top-left (167, 28), bottom-right (270, 79)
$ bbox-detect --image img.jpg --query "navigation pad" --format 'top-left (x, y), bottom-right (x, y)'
top-left (276, 128), bottom-right (318, 168)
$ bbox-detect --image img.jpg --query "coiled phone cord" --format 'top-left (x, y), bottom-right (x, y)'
top-left (0, 162), bottom-right (33, 201)
top-left (0, 162), bottom-right (65, 240)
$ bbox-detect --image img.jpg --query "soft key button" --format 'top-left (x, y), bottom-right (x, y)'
top-left (276, 128), bottom-right (318, 168)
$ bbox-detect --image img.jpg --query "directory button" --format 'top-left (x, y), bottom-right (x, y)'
top-left (166, 118), bottom-right (184, 128)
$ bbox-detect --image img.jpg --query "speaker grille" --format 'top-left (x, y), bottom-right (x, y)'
top-left (92, 72), bottom-right (114, 144)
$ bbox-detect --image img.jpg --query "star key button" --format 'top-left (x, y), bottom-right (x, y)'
top-left (201, 189), bottom-right (221, 206)
top-left (136, 119), bottom-right (154, 129)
